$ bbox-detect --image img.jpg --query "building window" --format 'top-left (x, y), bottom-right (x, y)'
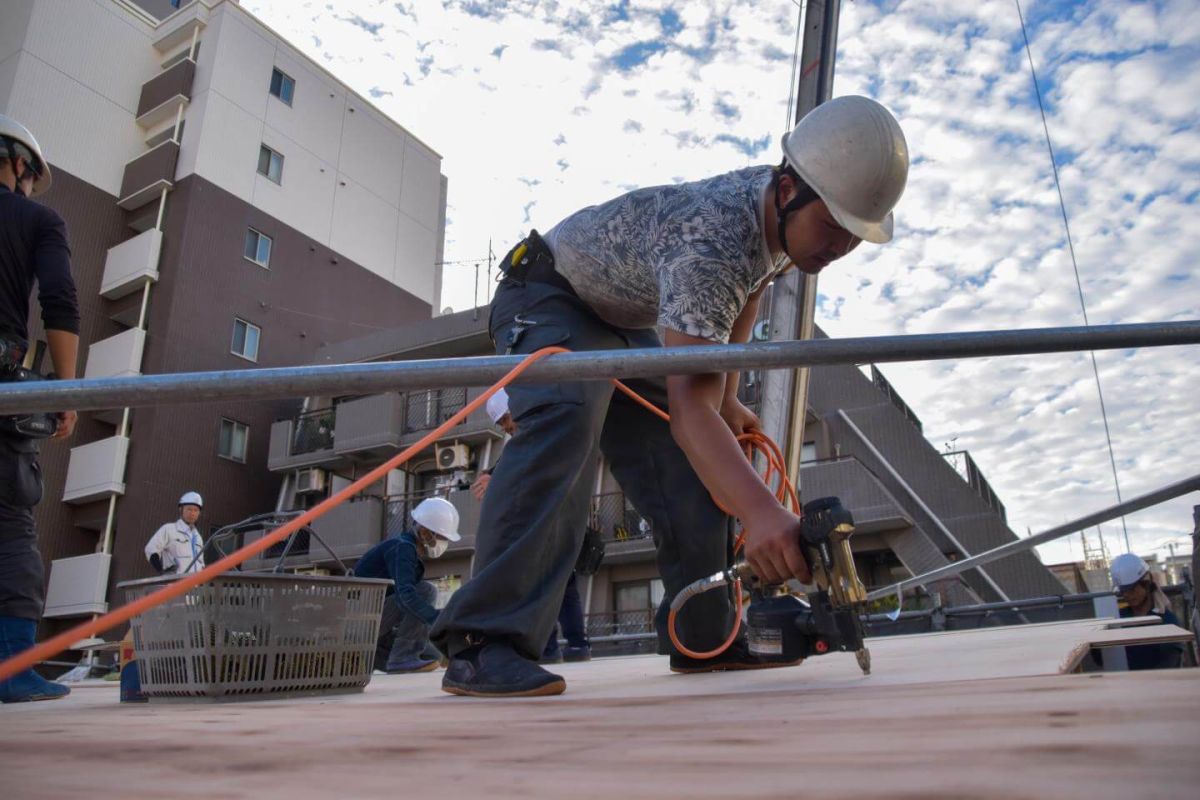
top-left (170, 0), bottom-right (182, 9)
top-left (269, 67), bottom-right (295, 106)
top-left (218, 418), bottom-right (249, 463)
top-left (257, 144), bottom-right (283, 184)
top-left (243, 227), bottom-right (272, 268)
top-left (231, 318), bottom-right (261, 362)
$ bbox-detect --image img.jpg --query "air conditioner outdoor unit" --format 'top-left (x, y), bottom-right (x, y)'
top-left (436, 442), bottom-right (472, 470)
top-left (295, 467), bottom-right (327, 494)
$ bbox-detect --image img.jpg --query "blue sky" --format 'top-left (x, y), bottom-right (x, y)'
top-left (245, 0), bottom-right (1200, 566)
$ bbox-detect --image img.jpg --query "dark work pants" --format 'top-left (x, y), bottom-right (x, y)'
top-left (375, 581), bottom-right (440, 671)
top-left (543, 572), bottom-right (588, 656)
top-left (430, 278), bottom-right (735, 660)
top-left (0, 437), bottom-right (45, 621)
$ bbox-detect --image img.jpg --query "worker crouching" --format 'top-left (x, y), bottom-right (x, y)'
top-left (356, 497), bottom-right (461, 674)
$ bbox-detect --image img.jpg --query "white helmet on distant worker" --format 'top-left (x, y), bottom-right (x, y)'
top-left (780, 95), bottom-right (908, 244)
top-left (0, 114), bottom-right (52, 196)
top-left (178, 491), bottom-right (203, 509)
top-left (486, 388), bottom-right (511, 424)
top-left (412, 497), bottom-right (461, 542)
top-left (1110, 553), bottom-right (1150, 591)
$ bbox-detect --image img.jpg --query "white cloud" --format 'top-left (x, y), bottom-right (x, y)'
top-left (245, 0), bottom-right (1199, 569)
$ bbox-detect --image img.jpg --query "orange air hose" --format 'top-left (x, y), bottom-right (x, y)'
top-left (0, 348), bottom-right (796, 682)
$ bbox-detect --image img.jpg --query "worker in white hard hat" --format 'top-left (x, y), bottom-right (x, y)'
top-left (144, 492), bottom-right (207, 575)
top-left (1, 115), bottom-right (78, 703)
top-left (355, 497), bottom-right (461, 674)
top-left (430, 96), bottom-right (910, 697)
top-left (1108, 553), bottom-right (1185, 670)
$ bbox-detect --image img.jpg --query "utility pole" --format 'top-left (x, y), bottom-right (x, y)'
top-left (758, 0), bottom-right (843, 481)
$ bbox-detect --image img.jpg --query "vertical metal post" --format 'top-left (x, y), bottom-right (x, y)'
top-left (759, 0), bottom-right (843, 481)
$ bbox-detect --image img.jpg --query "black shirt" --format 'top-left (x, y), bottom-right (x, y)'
top-left (0, 184), bottom-right (79, 351)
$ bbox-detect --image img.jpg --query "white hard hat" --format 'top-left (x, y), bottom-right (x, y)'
top-left (1110, 553), bottom-right (1149, 590)
top-left (178, 491), bottom-right (203, 508)
top-left (0, 114), bottom-right (52, 195)
top-left (486, 388), bottom-right (511, 424)
top-left (780, 95), bottom-right (908, 244)
top-left (412, 497), bottom-right (461, 541)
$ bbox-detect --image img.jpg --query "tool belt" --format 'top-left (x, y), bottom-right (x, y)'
top-left (499, 230), bottom-right (578, 298)
top-left (0, 335), bottom-right (27, 372)
top-left (0, 361), bottom-right (57, 440)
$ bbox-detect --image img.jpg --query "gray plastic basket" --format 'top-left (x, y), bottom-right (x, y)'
top-left (119, 572), bottom-right (390, 702)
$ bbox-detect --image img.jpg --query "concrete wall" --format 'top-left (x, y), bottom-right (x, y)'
top-left (181, 2), bottom-right (444, 302)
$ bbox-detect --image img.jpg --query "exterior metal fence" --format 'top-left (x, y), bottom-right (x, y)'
top-left (584, 609), bottom-right (655, 639)
top-left (591, 491), bottom-right (651, 543)
top-left (403, 387), bottom-right (468, 433)
top-left (291, 408), bottom-right (335, 454)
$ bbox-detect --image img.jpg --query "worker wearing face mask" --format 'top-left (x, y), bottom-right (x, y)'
top-left (354, 497), bottom-right (461, 674)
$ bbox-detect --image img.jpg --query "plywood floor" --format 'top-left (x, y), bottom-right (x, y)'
top-left (2, 618), bottom-right (1197, 799)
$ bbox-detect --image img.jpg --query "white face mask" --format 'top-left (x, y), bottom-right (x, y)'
top-left (424, 536), bottom-right (449, 560)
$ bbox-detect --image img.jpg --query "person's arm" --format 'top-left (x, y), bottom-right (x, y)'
top-left (34, 207), bottom-right (79, 439)
top-left (664, 328), bottom-right (810, 585)
top-left (46, 329), bottom-right (78, 439)
top-left (718, 283), bottom-right (767, 436)
top-left (144, 527), bottom-right (171, 573)
top-left (388, 542), bottom-right (440, 625)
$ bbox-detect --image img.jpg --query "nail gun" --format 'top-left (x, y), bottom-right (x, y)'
top-left (734, 496), bottom-right (872, 674)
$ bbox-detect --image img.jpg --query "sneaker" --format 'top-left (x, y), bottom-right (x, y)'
top-left (385, 657), bottom-right (438, 674)
top-left (562, 645), bottom-right (592, 663)
top-left (669, 638), bottom-right (802, 675)
top-left (442, 640), bottom-right (566, 697)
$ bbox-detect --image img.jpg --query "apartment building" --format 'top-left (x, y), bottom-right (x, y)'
top-left (264, 308), bottom-right (1067, 645)
top-left (1, 0), bottom-right (448, 622)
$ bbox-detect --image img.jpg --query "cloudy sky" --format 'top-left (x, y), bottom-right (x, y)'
top-left (243, 0), bottom-right (1199, 567)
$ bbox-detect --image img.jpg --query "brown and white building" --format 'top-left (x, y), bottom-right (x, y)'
top-left (1, 0), bottom-right (447, 625)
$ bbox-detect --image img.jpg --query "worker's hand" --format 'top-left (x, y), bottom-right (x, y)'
top-left (719, 396), bottom-right (761, 437)
top-left (52, 410), bottom-right (77, 440)
top-left (742, 508), bottom-right (811, 585)
top-left (470, 473), bottom-right (491, 501)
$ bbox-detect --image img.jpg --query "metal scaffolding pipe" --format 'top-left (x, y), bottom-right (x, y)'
top-left (865, 472), bottom-right (1200, 602)
top-left (1, 320), bottom-right (1198, 414)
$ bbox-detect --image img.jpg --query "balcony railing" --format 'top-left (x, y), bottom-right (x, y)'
top-left (100, 228), bottom-right (161, 300)
top-left (118, 140), bottom-right (179, 210)
top-left (941, 450), bottom-right (1007, 521)
top-left (62, 435), bottom-right (129, 504)
top-left (136, 57), bottom-right (195, 127)
top-left (583, 609), bottom-right (655, 639)
top-left (591, 491), bottom-right (652, 543)
top-left (83, 328), bottom-right (146, 380)
top-left (291, 408), bottom-right (335, 455)
top-left (403, 387), bottom-right (467, 433)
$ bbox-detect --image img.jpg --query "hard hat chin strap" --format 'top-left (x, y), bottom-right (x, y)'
top-left (773, 167), bottom-right (819, 263)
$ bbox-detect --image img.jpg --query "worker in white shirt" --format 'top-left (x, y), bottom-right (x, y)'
top-left (144, 491), bottom-right (206, 575)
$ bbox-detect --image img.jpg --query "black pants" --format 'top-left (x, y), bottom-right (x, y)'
top-left (0, 436), bottom-right (45, 620)
top-left (430, 277), bottom-right (736, 660)
top-left (543, 571), bottom-right (588, 656)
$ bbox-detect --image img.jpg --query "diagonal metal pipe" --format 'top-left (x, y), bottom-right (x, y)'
top-left (1, 320), bottom-right (1198, 414)
top-left (866, 471), bottom-right (1200, 602)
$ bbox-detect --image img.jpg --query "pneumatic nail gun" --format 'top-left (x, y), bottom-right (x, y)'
top-left (734, 496), bottom-right (872, 674)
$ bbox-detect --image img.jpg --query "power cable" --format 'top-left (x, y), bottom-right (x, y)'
top-left (1014, 0), bottom-right (1130, 552)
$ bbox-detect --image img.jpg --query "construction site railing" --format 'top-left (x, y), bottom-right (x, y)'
top-left (3, 321), bottom-right (1197, 414)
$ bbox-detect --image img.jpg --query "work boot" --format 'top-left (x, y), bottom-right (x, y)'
top-left (669, 638), bottom-right (802, 675)
top-left (442, 639), bottom-right (566, 697)
top-left (562, 645), bottom-right (592, 663)
top-left (0, 616), bottom-right (71, 703)
top-left (385, 657), bottom-right (438, 674)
